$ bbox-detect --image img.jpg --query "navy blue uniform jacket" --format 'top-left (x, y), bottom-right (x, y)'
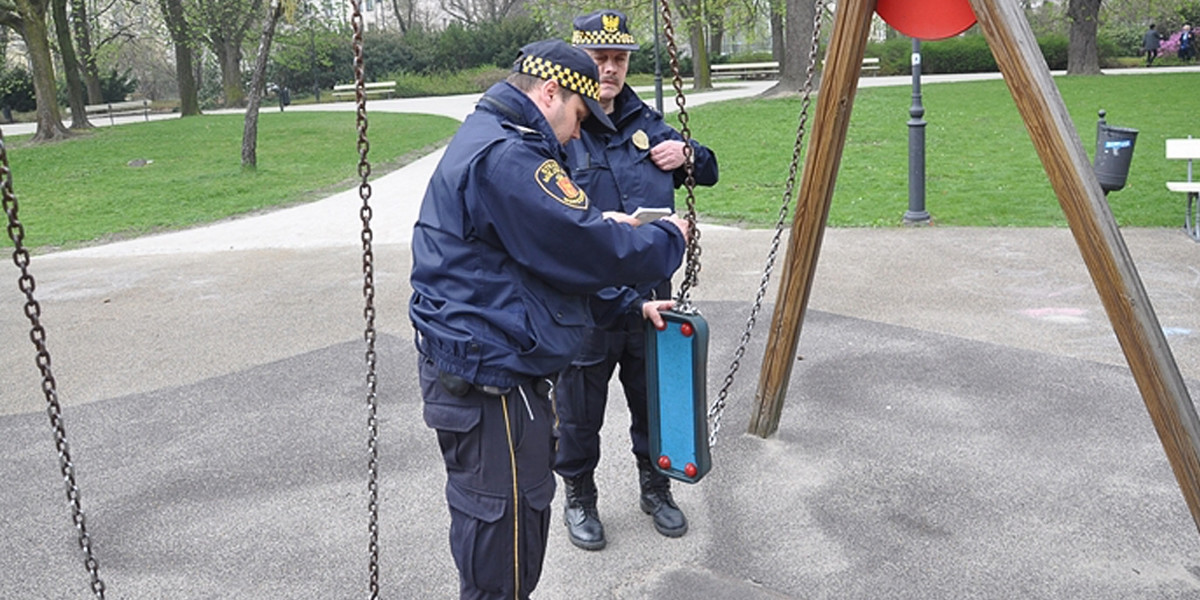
top-left (409, 82), bottom-right (687, 389)
top-left (566, 84), bottom-right (718, 215)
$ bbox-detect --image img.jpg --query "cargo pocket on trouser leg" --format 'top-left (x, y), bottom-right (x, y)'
top-left (446, 481), bottom-right (510, 597)
top-left (519, 474), bottom-right (556, 597)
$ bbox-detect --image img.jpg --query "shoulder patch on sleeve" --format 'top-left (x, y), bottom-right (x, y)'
top-left (535, 159), bottom-right (589, 209)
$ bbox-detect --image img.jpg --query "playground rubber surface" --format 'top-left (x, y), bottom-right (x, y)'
top-left (3, 73), bottom-right (1200, 598)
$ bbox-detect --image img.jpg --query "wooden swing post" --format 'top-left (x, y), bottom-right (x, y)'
top-left (750, 0), bottom-right (1200, 535)
top-left (968, 0), bottom-right (1200, 534)
top-left (748, 0), bottom-right (878, 437)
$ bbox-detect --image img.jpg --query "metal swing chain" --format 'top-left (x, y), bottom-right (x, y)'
top-left (349, 2), bottom-right (381, 598)
top-left (2, 135), bottom-right (107, 598)
top-left (658, 0), bottom-right (701, 314)
top-left (706, 0), bottom-right (827, 448)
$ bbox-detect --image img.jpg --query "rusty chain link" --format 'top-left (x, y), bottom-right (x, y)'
top-left (349, 2), bottom-right (381, 598)
top-left (658, 0), bottom-right (701, 314)
top-left (707, 0), bottom-right (828, 447)
top-left (3, 134), bottom-right (107, 598)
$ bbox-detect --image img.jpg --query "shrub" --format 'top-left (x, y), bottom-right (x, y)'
top-left (100, 68), bottom-right (139, 103)
top-left (0, 66), bottom-right (35, 112)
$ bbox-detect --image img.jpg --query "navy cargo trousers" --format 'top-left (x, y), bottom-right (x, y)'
top-left (419, 356), bottom-right (557, 599)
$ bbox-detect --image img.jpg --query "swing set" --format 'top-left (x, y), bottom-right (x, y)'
top-left (5, 0), bottom-right (1199, 597)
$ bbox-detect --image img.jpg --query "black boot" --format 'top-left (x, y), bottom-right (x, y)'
top-left (562, 472), bottom-right (606, 550)
top-left (637, 457), bottom-right (688, 538)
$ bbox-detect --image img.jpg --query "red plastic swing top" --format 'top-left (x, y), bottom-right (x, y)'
top-left (874, 0), bottom-right (977, 40)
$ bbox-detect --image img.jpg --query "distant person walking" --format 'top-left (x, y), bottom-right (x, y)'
top-left (1144, 23), bottom-right (1164, 66)
top-left (1180, 24), bottom-right (1195, 62)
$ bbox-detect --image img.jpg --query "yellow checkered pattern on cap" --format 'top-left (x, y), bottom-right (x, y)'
top-left (571, 30), bottom-right (637, 47)
top-left (518, 55), bottom-right (601, 101)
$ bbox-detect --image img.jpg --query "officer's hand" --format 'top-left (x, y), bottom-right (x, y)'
top-left (602, 211), bottom-right (641, 226)
top-left (642, 300), bottom-right (675, 328)
top-left (662, 214), bottom-right (690, 240)
top-left (650, 140), bottom-right (688, 171)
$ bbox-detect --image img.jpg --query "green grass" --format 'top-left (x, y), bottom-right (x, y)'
top-left (4, 72), bottom-right (1196, 253)
top-left (4, 111), bottom-right (459, 250)
top-left (684, 72), bottom-right (1198, 227)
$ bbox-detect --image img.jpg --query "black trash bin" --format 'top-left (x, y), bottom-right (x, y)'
top-left (1093, 110), bottom-right (1138, 193)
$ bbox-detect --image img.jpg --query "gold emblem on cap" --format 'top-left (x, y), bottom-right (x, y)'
top-left (632, 129), bottom-right (649, 150)
top-left (602, 14), bottom-right (620, 32)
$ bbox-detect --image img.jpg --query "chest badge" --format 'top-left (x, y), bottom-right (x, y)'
top-left (632, 129), bottom-right (649, 151)
top-left (535, 159), bottom-right (588, 209)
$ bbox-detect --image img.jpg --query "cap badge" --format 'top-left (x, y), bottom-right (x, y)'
top-left (602, 14), bottom-right (620, 32)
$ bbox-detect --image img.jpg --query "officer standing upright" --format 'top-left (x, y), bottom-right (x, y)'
top-left (555, 9), bottom-right (720, 552)
top-left (410, 39), bottom-right (691, 599)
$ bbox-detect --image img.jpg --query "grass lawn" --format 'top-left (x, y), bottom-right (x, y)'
top-left (3, 110), bottom-right (460, 250)
top-left (685, 71), bottom-right (1197, 228)
top-left (3, 71), bottom-right (1196, 253)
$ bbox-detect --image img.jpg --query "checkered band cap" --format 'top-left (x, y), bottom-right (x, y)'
top-left (572, 10), bottom-right (639, 50)
top-left (517, 54), bottom-right (601, 102)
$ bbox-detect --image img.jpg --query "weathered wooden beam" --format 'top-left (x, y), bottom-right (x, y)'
top-left (969, 0), bottom-right (1200, 534)
top-left (748, 0), bottom-right (877, 437)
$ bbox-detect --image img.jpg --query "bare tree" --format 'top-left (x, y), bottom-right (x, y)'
top-left (762, 0), bottom-right (817, 97)
top-left (159, 0), bottom-right (201, 115)
top-left (390, 0), bottom-right (418, 33)
top-left (51, 0), bottom-right (91, 128)
top-left (440, 0), bottom-right (522, 25)
top-left (243, 0), bottom-right (289, 168)
top-left (0, 0), bottom-right (71, 141)
top-left (1066, 0), bottom-right (1102, 74)
top-left (193, 0), bottom-right (264, 107)
top-left (69, 0), bottom-right (102, 102)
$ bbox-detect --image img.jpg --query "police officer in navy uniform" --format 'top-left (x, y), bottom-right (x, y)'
top-left (555, 9), bottom-right (720, 552)
top-left (410, 38), bottom-right (691, 599)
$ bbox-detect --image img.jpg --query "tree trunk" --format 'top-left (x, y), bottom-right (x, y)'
top-left (159, 0), bottom-right (201, 116)
top-left (771, 0), bottom-right (784, 61)
top-left (69, 0), bottom-right (102, 103)
top-left (690, 19), bottom-right (711, 90)
top-left (709, 12), bottom-right (724, 58)
top-left (765, 0), bottom-right (817, 97)
top-left (1066, 0), bottom-right (1101, 74)
top-left (242, 0), bottom-right (284, 169)
top-left (51, 0), bottom-right (90, 129)
top-left (13, 0), bottom-right (70, 141)
top-left (216, 39), bottom-right (246, 107)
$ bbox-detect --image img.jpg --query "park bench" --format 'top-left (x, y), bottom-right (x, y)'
top-left (710, 57), bottom-right (880, 81)
top-left (1166, 137), bottom-right (1200, 241)
top-left (331, 81), bottom-right (396, 100)
top-left (821, 56), bottom-right (881, 74)
top-left (84, 99), bottom-right (150, 125)
top-left (710, 61), bottom-right (780, 80)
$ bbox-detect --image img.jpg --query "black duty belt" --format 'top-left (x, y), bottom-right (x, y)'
top-left (438, 371), bottom-right (554, 398)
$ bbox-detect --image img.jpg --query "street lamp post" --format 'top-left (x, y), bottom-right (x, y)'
top-left (904, 37), bottom-right (931, 225)
top-left (652, 1), bottom-right (664, 113)
top-left (309, 25), bottom-right (320, 103)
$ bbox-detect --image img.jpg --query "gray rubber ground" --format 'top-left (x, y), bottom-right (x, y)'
top-left (3, 70), bottom-right (1199, 599)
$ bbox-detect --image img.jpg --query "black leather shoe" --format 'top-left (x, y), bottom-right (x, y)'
top-left (562, 473), bottom-right (606, 550)
top-left (637, 457), bottom-right (688, 538)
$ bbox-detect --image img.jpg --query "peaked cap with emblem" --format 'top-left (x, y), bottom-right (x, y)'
top-left (572, 10), bottom-right (639, 50)
top-left (512, 39), bottom-right (615, 132)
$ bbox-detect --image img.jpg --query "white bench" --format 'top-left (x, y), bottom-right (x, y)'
top-left (1166, 137), bottom-right (1200, 241)
top-left (711, 57), bottom-right (880, 80)
top-left (710, 61), bottom-right (779, 80)
top-left (821, 56), bottom-right (881, 75)
top-left (84, 99), bottom-right (150, 125)
top-left (331, 81), bottom-right (396, 100)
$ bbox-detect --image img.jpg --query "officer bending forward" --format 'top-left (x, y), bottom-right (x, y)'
top-left (409, 39), bottom-right (691, 599)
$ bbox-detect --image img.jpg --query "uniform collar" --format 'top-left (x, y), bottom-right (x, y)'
top-left (478, 81), bottom-right (566, 156)
top-left (608, 84), bottom-right (650, 128)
